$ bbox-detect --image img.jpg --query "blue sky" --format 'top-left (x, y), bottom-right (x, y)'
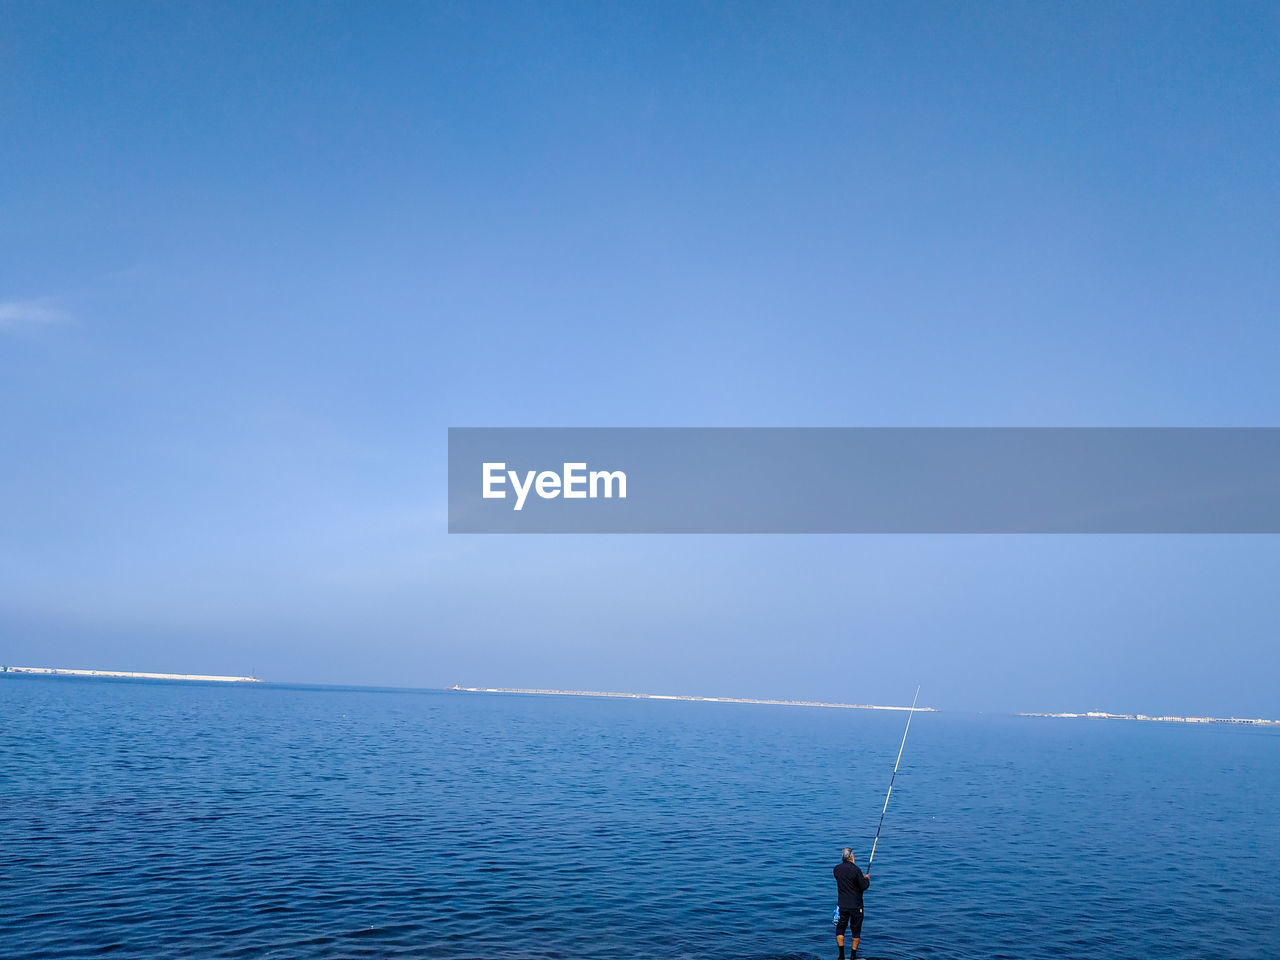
top-left (2, 3), bottom-right (1278, 714)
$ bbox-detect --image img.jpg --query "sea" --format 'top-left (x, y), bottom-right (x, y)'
top-left (2, 674), bottom-right (1277, 960)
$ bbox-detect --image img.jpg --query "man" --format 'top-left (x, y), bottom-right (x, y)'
top-left (833, 847), bottom-right (870, 959)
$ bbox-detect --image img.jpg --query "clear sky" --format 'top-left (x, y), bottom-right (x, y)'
top-left (2, 3), bottom-right (1278, 715)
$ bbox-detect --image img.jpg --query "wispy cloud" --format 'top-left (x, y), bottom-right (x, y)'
top-left (0, 298), bottom-right (71, 331)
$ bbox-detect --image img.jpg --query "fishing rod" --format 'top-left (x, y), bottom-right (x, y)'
top-left (866, 685), bottom-right (920, 874)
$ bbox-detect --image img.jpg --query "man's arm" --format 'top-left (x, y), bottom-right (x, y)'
top-left (859, 869), bottom-right (870, 891)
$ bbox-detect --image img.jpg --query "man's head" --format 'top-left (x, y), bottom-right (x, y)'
top-left (841, 847), bottom-right (856, 863)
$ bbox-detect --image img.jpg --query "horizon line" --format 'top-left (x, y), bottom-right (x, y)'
top-left (6, 668), bottom-right (1277, 724)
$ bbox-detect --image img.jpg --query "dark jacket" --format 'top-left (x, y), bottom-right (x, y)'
top-left (833, 860), bottom-right (870, 910)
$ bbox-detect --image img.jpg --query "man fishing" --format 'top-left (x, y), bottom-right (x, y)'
top-left (833, 847), bottom-right (870, 959)
top-left (831, 690), bottom-right (916, 958)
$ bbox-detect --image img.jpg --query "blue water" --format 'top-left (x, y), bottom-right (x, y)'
top-left (2, 676), bottom-right (1277, 959)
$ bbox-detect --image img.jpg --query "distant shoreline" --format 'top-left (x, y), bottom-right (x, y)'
top-left (7, 670), bottom-right (1271, 723)
top-left (1, 666), bottom-right (262, 683)
top-left (449, 685), bottom-right (933, 712)
top-left (1019, 710), bottom-right (1277, 727)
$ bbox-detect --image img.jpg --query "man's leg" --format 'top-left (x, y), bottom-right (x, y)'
top-left (835, 911), bottom-right (847, 959)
